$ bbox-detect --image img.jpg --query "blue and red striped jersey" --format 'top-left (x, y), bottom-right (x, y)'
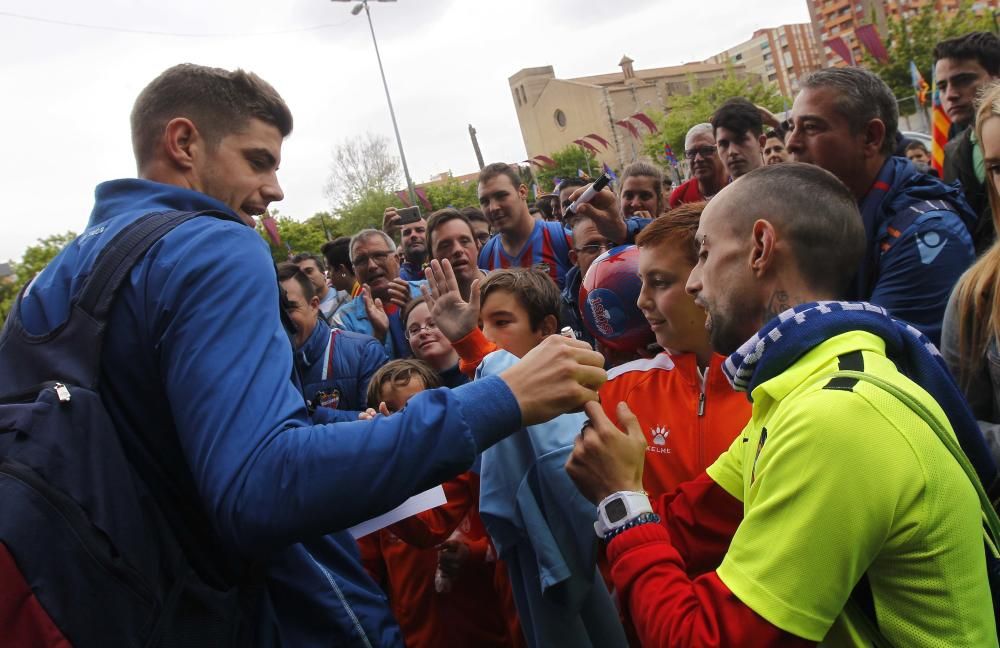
top-left (477, 220), bottom-right (572, 288)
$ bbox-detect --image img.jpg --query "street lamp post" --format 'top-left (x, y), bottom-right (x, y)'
top-left (332, 0), bottom-right (418, 207)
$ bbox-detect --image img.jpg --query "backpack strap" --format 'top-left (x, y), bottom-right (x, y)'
top-left (829, 368), bottom-right (1000, 647)
top-left (77, 209), bottom-right (237, 325)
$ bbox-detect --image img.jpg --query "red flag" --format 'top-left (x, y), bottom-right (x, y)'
top-left (261, 214), bottom-right (282, 248)
top-left (532, 155), bottom-right (557, 167)
top-left (583, 133), bottom-right (611, 149)
top-left (573, 139), bottom-right (600, 153)
top-left (396, 190), bottom-right (412, 207)
top-left (414, 187), bottom-right (433, 211)
top-left (630, 113), bottom-right (659, 134)
top-left (616, 120), bottom-right (641, 139)
top-left (855, 24), bottom-right (888, 64)
top-left (825, 37), bottom-right (854, 65)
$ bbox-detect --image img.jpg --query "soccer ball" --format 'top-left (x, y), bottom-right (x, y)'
top-left (579, 244), bottom-right (655, 352)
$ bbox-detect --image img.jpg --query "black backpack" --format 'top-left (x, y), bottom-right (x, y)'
top-left (0, 211), bottom-right (272, 647)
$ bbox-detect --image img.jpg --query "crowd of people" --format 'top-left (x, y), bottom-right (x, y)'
top-left (4, 27), bottom-right (1000, 648)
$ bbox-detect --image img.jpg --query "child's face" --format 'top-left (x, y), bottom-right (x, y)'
top-left (381, 376), bottom-right (425, 413)
top-left (480, 290), bottom-right (547, 359)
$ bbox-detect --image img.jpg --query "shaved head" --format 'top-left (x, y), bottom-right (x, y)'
top-left (711, 163), bottom-right (865, 297)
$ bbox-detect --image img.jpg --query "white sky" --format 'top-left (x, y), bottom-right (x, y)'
top-left (0, 0), bottom-right (810, 261)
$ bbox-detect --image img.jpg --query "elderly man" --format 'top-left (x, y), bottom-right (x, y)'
top-left (331, 228), bottom-right (424, 359)
top-left (669, 123), bottom-right (728, 208)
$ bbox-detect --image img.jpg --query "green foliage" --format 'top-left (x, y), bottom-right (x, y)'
top-left (256, 209), bottom-right (332, 264)
top-left (0, 231), bottom-right (76, 321)
top-left (534, 145), bottom-right (599, 192)
top-left (864, 0), bottom-right (996, 116)
top-left (334, 189), bottom-right (404, 241)
top-left (642, 73), bottom-right (785, 166)
top-left (424, 177), bottom-right (480, 211)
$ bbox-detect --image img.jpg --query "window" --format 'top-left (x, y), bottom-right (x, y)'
top-left (554, 109), bottom-right (567, 129)
top-left (735, 52), bottom-right (743, 61)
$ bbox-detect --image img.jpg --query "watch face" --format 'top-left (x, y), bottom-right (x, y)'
top-left (606, 498), bottom-right (628, 523)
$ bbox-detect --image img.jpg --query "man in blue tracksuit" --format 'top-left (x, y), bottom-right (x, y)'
top-left (787, 67), bottom-right (975, 344)
top-left (277, 262), bottom-right (386, 422)
top-left (15, 64), bottom-right (606, 647)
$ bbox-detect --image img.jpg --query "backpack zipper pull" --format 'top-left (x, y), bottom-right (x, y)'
top-left (54, 383), bottom-right (71, 404)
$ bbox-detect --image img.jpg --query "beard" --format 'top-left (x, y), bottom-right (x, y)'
top-left (705, 298), bottom-right (759, 356)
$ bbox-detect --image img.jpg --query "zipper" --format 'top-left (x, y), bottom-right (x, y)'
top-left (1, 380), bottom-right (65, 404)
top-left (54, 382), bottom-right (71, 403)
top-left (0, 460), bottom-right (154, 605)
top-left (306, 552), bottom-right (373, 648)
top-left (697, 392), bottom-right (705, 417)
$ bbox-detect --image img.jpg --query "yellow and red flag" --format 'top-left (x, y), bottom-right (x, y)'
top-left (931, 66), bottom-right (952, 175)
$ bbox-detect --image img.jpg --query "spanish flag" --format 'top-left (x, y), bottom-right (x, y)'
top-left (930, 66), bottom-right (952, 175)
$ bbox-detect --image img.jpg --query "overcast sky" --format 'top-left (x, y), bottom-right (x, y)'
top-left (0, 0), bottom-right (810, 261)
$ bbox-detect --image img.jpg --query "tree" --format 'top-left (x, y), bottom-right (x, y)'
top-left (256, 210), bottom-right (331, 264)
top-left (424, 177), bottom-right (480, 211)
top-left (642, 72), bottom-right (786, 167)
top-left (324, 132), bottom-right (403, 208)
top-left (865, 0), bottom-right (995, 116)
top-left (0, 231), bottom-right (76, 321)
top-left (534, 146), bottom-right (599, 193)
top-left (333, 189), bottom-right (404, 241)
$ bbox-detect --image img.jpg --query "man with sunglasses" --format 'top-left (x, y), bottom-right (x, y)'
top-left (331, 228), bottom-right (424, 359)
top-left (935, 31), bottom-right (1000, 253)
top-left (669, 123), bottom-right (728, 208)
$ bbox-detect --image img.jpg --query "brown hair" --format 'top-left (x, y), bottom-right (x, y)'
top-left (366, 359), bottom-right (442, 408)
top-left (425, 208), bottom-right (475, 258)
top-left (478, 162), bottom-right (523, 191)
top-left (619, 160), bottom-right (666, 215)
top-left (953, 81), bottom-right (1000, 388)
top-left (634, 202), bottom-right (705, 266)
top-left (479, 268), bottom-right (561, 331)
top-left (130, 63), bottom-right (293, 168)
top-left (402, 296), bottom-right (427, 329)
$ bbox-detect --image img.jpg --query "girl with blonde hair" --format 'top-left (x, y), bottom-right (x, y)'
top-left (942, 80), bottom-right (1000, 462)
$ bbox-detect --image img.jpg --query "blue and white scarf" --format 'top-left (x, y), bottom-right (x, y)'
top-left (723, 300), bottom-right (997, 490)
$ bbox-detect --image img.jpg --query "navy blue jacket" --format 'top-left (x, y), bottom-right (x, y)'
top-left (854, 157), bottom-right (976, 345)
top-left (294, 320), bottom-right (386, 423)
top-left (18, 179), bottom-right (522, 647)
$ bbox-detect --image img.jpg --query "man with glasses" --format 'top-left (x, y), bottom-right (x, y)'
top-left (331, 228), bottom-right (424, 359)
top-left (278, 263), bottom-right (387, 422)
top-left (669, 123), bottom-right (728, 208)
top-left (560, 214), bottom-right (617, 346)
top-left (935, 31), bottom-right (1000, 252)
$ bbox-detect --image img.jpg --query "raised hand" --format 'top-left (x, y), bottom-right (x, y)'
top-left (387, 277), bottom-right (413, 309)
top-left (569, 185), bottom-right (627, 243)
top-left (383, 207), bottom-right (401, 237)
top-left (498, 334), bottom-right (606, 427)
top-left (437, 539), bottom-right (470, 579)
top-left (421, 259), bottom-right (481, 343)
top-left (362, 284), bottom-right (389, 342)
top-left (565, 401), bottom-right (647, 504)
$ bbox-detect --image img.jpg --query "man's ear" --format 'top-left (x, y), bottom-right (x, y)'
top-left (162, 117), bottom-right (200, 170)
top-left (862, 118), bottom-right (887, 158)
top-left (310, 295), bottom-right (321, 311)
top-left (749, 219), bottom-right (777, 277)
top-left (569, 248), bottom-right (579, 267)
top-left (540, 314), bottom-right (559, 337)
top-left (518, 184), bottom-right (529, 201)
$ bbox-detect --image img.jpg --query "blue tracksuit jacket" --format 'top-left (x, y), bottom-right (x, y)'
top-left (17, 178), bottom-right (522, 647)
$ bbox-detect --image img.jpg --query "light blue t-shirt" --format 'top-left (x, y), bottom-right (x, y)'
top-left (476, 349), bottom-right (627, 648)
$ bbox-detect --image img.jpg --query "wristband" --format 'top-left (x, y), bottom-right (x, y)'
top-left (604, 512), bottom-right (661, 544)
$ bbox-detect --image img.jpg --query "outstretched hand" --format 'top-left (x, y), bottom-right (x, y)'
top-left (361, 285), bottom-right (389, 343)
top-left (568, 185), bottom-right (627, 242)
top-left (422, 258), bottom-right (481, 343)
top-left (565, 401), bottom-right (647, 504)
top-left (383, 207), bottom-right (401, 237)
top-left (499, 334), bottom-right (606, 427)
